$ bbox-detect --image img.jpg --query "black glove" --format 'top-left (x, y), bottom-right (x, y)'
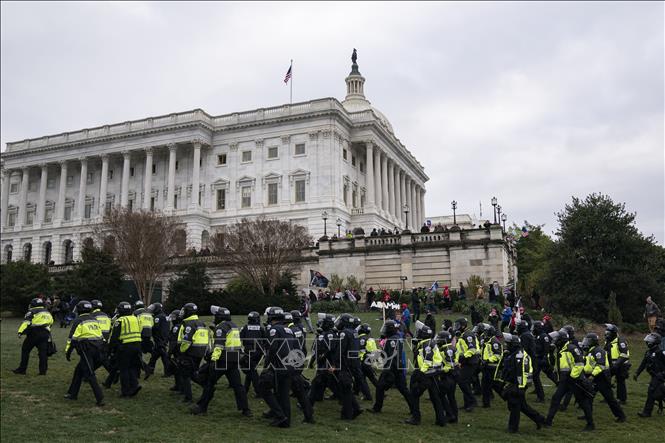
top-left (66, 351), bottom-right (72, 362)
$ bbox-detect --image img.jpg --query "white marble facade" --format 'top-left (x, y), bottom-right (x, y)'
top-left (0, 58), bottom-right (428, 265)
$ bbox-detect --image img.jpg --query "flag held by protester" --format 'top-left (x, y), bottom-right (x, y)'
top-left (309, 270), bottom-right (328, 287)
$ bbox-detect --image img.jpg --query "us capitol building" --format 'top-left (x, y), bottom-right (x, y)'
top-left (1, 54), bottom-right (428, 265)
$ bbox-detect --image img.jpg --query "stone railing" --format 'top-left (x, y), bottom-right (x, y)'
top-left (351, 208), bottom-right (364, 215)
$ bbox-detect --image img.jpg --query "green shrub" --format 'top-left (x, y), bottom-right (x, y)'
top-left (452, 300), bottom-right (470, 315)
top-left (607, 291), bottom-right (623, 326)
top-left (620, 322), bottom-right (650, 334)
top-left (310, 300), bottom-right (358, 313)
top-left (0, 261), bottom-right (51, 316)
top-left (466, 275), bottom-right (486, 297)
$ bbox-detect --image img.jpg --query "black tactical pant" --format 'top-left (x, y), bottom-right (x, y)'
top-left (147, 340), bottom-right (169, 374)
top-left (260, 368), bottom-right (292, 425)
top-left (308, 370), bottom-right (336, 404)
top-left (410, 371), bottom-right (446, 425)
top-left (437, 372), bottom-right (459, 421)
top-left (373, 369), bottom-right (415, 415)
top-left (17, 329), bottom-right (50, 374)
top-left (592, 374), bottom-right (625, 419)
top-left (546, 375), bottom-right (593, 427)
top-left (291, 371), bottom-right (314, 422)
top-left (457, 357), bottom-right (479, 409)
top-left (337, 369), bottom-right (361, 419)
top-left (67, 344), bottom-right (104, 404)
top-left (641, 374), bottom-right (665, 416)
top-left (611, 365), bottom-right (629, 403)
top-left (242, 351), bottom-right (262, 397)
top-left (352, 363), bottom-right (373, 400)
top-left (482, 365), bottom-right (503, 406)
top-left (532, 359), bottom-right (545, 401)
top-left (197, 362), bottom-right (248, 413)
top-left (117, 343), bottom-right (142, 396)
top-left (177, 354), bottom-right (202, 401)
top-left (505, 385), bottom-right (544, 432)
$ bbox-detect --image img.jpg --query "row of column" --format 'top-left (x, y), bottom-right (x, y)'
top-left (364, 141), bottom-right (425, 230)
top-left (0, 140), bottom-right (204, 229)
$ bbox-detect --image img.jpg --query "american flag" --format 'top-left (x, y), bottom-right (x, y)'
top-left (283, 64), bottom-right (292, 84)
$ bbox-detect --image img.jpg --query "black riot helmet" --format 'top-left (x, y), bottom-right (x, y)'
top-left (531, 320), bottom-right (544, 334)
top-left (604, 324), bottom-right (619, 341)
top-left (91, 299), bottom-right (103, 311)
top-left (484, 324), bottom-right (497, 339)
top-left (516, 319), bottom-right (529, 334)
top-left (644, 333), bottom-right (662, 349)
top-left (210, 305), bottom-right (231, 323)
top-left (290, 310), bottom-right (302, 324)
top-left (116, 301), bottom-right (132, 316)
top-left (247, 311), bottom-right (261, 325)
top-left (655, 318), bottom-right (665, 335)
top-left (357, 323), bottom-right (371, 335)
top-left (380, 320), bottom-right (398, 338)
top-left (581, 333), bottom-right (599, 350)
top-left (133, 300), bottom-right (145, 310)
top-left (561, 325), bottom-right (575, 341)
top-left (284, 312), bottom-right (293, 323)
top-left (168, 309), bottom-right (181, 322)
top-left (415, 320), bottom-right (433, 340)
top-left (435, 330), bottom-right (452, 346)
top-left (30, 298), bottom-right (45, 308)
top-left (556, 328), bottom-right (570, 345)
top-left (182, 303), bottom-right (198, 319)
top-left (503, 333), bottom-right (521, 351)
top-left (453, 318), bottom-right (468, 336)
top-left (317, 312), bottom-right (335, 331)
top-left (147, 302), bottom-right (163, 315)
top-left (265, 306), bottom-right (285, 323)
top-left (352, 316), bottom-right (362, 329)
top-left (335, 313), bottom-right (354, 331)
top-left (472, 322), bottom-right (486, 336)
top-left (75, 300), bottom-right (93, 315)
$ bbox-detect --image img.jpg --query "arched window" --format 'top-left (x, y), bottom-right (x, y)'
top-left (4, 245), bottom-right (13, 263)
top-left (43, 241), bottom-right (52, 265)
top-left (83, 237), bottom-right (94, 250)
top-left (23, 243), bottom-right (32, 262)
top-left (201, 230), bottom-right (210, 250)
top-left (174, 229), bottom-right (187, 255)
top-left (63, 239), bottom-right (74, 264)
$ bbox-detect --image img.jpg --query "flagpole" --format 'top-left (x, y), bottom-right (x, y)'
top-left (290, 59), bottom-right (293, 104)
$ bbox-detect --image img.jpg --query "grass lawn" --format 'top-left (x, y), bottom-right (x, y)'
top-left (1, 311), bottom-right (663, 442)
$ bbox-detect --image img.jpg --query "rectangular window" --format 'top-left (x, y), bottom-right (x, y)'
top-left (343, 149), bottom-right (348, 160)
top-left (105, 200), bottom-right (113, 214)
top-left (175, 161), bottom-right (179, 170)
top-left (108, 169), bottom-right (114, 180)
top-left (217, 154), bottom-right (227, 166)
top-left (26, 210), bottom-right (35, 225)
top-left (173, 195), bottom-right (178, 210)
top-left (267, 146), bottom-right (278, 159)
top-left (268, 183), bottom-right (278, 205)
top-left (152, 164), bottom-right (156, 174)
top-left (343, 184), bottom-right (348, 205)
top-left (198, 190), bottom-right (202, 205)
top-left (47, 178), bottom-right (55, 189)
top-left (29, 180), bottom-right (38, 192)
top-left (352, 155), bottom-right (356, 167)
top-left (130, 167), bottom-right (135, 177)
top-left (128, 199), bottom-right (133, 212)
top-left (66, 175), bottom-right (74, 186)
top-left (84, 203), bottom-right (92, 219)
top-left (8, 212), bottom-right (16, 226)
top-left (44, 207), bottom-right (53, 223)
top-left (295, 143), bottom-right (306, 155)
top-left (361, 192), bottom-right (366, 208)
top-left (241, 151), bottom-right (252, 163)
top-left (352, 187), bottom-right (358, 208)
top-left (150, 197), bottom-right (155, 211)
top-left (64, 206), bottom-right (72, 221)
top-left (10, 183), bottom-right (19, 193)
top-left (216, 189), bottom-right (226, 210)
top-left (241, 186), bottom-right (251, 208)
top-left (295, 180), bottom-right (306, 203)
top-left (360, 162), bottom-right (365, 173)
top-left (87, 172), bottom-right (94, 184)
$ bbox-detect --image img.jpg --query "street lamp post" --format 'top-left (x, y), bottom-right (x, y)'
top-left (403, 204), bottom-right (410, 230)
top-left (501, 213), bottom-right (507, 231)
top-left (451, 200), bottom-right (457, 225)
top-left (336, 217), bottom-right (342, 237)
top-left (496, 205), bottom-right (502, 224)
top-left (321, 211), bottom-right (328, 239)
top-left (491, 196), bottom-right (498, 224)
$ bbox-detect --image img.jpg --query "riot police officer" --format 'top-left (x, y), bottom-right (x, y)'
top-left (581, 332), bottom-right (626, 422)
top-left (500, 333), bottom-right (544, 433)
top-left (532, 320), bottom-right (556, 402)
top-left (64, 300), bottom-right (105, 406)
top-left (167, 309), bottom-right (183, 393)
top-left (332, 313), bottom-right (362, 420)
top-left (90, 300), bottom-right (111, 340)
top-left (435, 330), bottom-right (459, 423)
top-left (192, 306), bottom-right (250, 416)
top-left (176, 303), bottom-right (208, 403)
top-left (147, 303), bottom-right (170, 376)
top-left (308, 313), bottom-right (338, 405)
top-left (604, 323), bottom-right (630, 404)
top-left (408, 321), bottom-right (446, 426)
top-left (480, 323), bottom-right (503, 408)
top-left (370, 320), bottom-right (416, 419)
top-left (357, 323), bottom-right (378, 400)
top-left (108, 301), bottom-right (142, 397)
top-left (13, 298), bottom-right (54, 375)
top-left (287, 310), bottom-right (315, 424)
top-left (634, 332), bottom-right (665, 417)
top-left (240, 311), bottom-right (267, 397)
top-left (453, 317), bottom-right (480, 411)
top-left (133, 300), bottom-right (154, 378)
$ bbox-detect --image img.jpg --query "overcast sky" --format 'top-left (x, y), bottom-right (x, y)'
top-left (2, 1), bottom-right (663, 243)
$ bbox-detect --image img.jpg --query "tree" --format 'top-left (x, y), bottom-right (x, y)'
top-left (212, 217), bottom-right (312, 296)
top-left (0, 261), bottom-right (51, 315)
top-left (164, 262), bottom-right (218, 312)
top-left (97, 207), bottom-right (179, 305)
top-left (542, 193), bottom-right (664, 323)
top-left (52, 245), bottom-right (125, 313)
top-left (607, 291), bottom-right (623, 326)
top-left (512, 221), bottom-right (554, 297)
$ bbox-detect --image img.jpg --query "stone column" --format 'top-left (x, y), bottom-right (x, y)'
top-left (16, 167), bottom-right (29, 227)
top-left (411, 181), bottom-right (417, 229)
top-left (120, 151), bottom-right (130, 207)
top-left (373, 148), bottom-right (381, 213)
top-left (380, 152), bottom-right (388, 214)
top-left (190, 140), bottom-right (201, 209)
top-left (395, 168), bottom-right (402, 224)
top-left (166, 144), bottom-right (177, 211)
top-left (420, 188), bottom-right (426, 223)
top-left (399, 171), bottom-right (406, 227)
top-left (392, 165), bottom-right (399, 220)
top-left (0, 168), bottom-right (9, 228)
top-left (36, 164), bottom-right (48, 225)
top-left (77, 157), bottom-right (87, 219)
top-left (387, 160), bottom-right (394, 218)
top-left (365, 141), bottom-right (375, 208)
top-left (98, 155), bottom-right (109, 216)
top-left (143, 148), bottom-right (153, 210)
top-left (55, 161), bottom-right (67, 222)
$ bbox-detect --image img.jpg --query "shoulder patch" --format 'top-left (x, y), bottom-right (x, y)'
top-left (185, 326), bottom-right (192, 333)
top-left (154, 318), bottom-right (159, 323)
top-left (340, 332), bottom-right (346, 339)
top-left (216, 329), bottom-right (223, 337)
top-left (269, 328), bottom-right (277, 337)
top-left (595, 352), bottom-right (602, 359)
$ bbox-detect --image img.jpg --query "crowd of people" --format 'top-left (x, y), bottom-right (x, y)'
top-left (11, 291), bottom-right (665, 433)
